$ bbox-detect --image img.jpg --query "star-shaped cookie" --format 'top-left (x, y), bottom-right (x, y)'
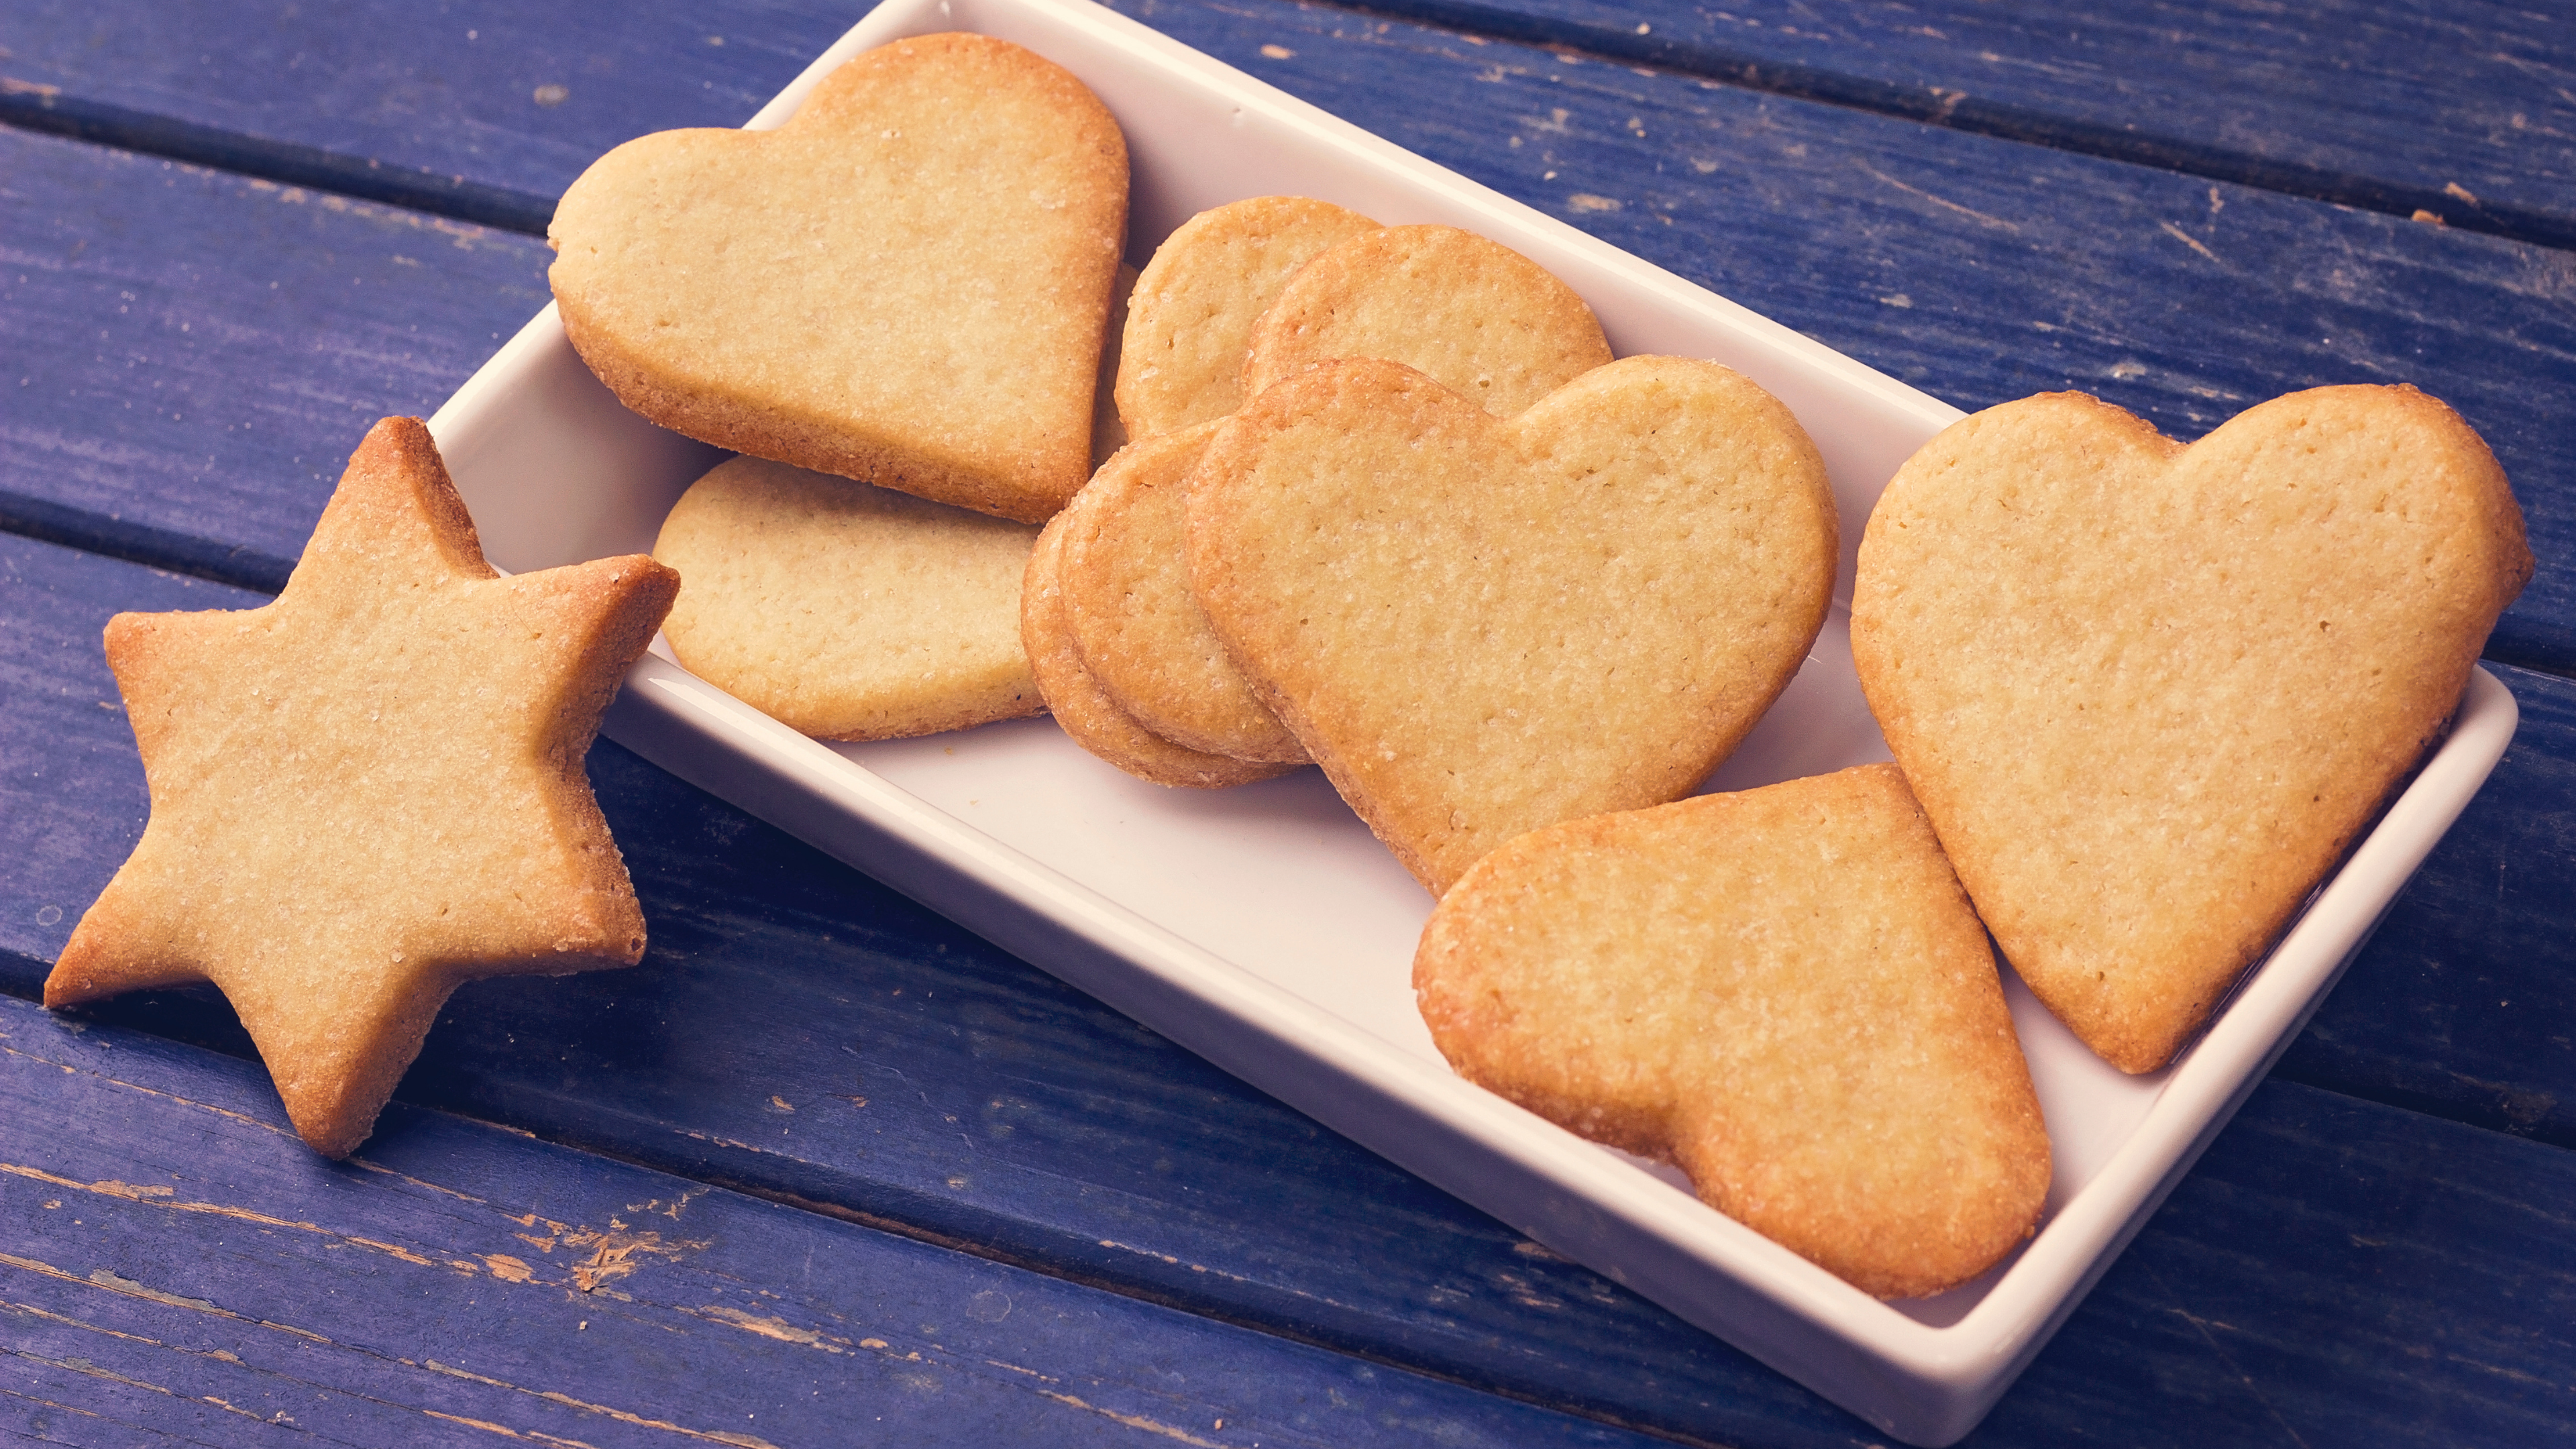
top-left (47, 417), bottom-right (681, 1157)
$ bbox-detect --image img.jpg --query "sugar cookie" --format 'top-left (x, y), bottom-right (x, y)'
top-left (1191, 356), bottom-right (1837, 894)
top-left (1851, 386), bottom-right (2530, 1071)
top-left (549, 33), bottom-right (1127, 522)
top-left (654, 455), bottom-right (1041, 741)
top-left (1415, 764), bottom-right (2051, 1299)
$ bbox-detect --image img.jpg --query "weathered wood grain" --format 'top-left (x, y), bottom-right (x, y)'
top-left (2276, 671), bottom-right (2576, 1148)
top-left (7, 534), bottom-right (2572, 1445)
top-left (1986, 1079), bottom-right (2576, 1446)
top-left (9, 0), bottom-right (2576, 669)
top-left (0, 128), bottom-right (552, 593)
top-left (0, 993), bottom-right (1671, 1449)
top-left (11, 0), bottom-right (2573, 250)
top-left (10, 966), bottom-right (2573, 1447)
top-left (1354, 0), bottom-right (2576, 248)
top-left (0, 0), bottom-right (860, 233)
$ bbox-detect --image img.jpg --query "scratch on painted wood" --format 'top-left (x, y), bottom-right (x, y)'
top-left (691, 1306), bottom-right (847, 1352)
top-left (0, 1040), bottom-right (292, 1138)
top-left (7, 1266), bottom-right (751, 1442)
top-left (417, 1359), bottom-right (783, 1448)
top-left (2440, 1350), bottom-right (2573, 1391)
top-left (5, 1163), bottom-right (705, 1292)
top-left (3, 1162), bottom-right (448, 1270)
top-left (349, 1155), bottom-right (492, 1205)
top-left (2143, 1256), bottom-right (2317, 1449)
top-left (681, 1305), bottom-right (936, 1370)
top-left (1849, 159), bottom-right (2022, 231)
top-left (2158, 221), bottom-right (2224, 264)
top-left (1036, 1391), bottom-right (1225, 1447)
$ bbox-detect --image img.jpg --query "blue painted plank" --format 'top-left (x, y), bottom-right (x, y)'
top-left (9, 0), bottom-right (2574, 251)
top-left (1355, 0), bottom-right (2576, 248)
top-left (7, 533), bottom-right (2575, 1446)
top-left (0, 0), bottom-right (863, 233)
top-left (9, 0), bottom-right (2576, 668)
top-left (1984, 1077), bottom-right (2576, 1446)
top-left (2277, 667), bottom-right (2576, 1148)
top-left (0, 991), bottom-right (1670, 1449)
top-left (0, 127), bottom-right (551, 593)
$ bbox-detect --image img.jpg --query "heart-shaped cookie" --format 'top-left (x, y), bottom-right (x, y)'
top-left (1116, 196), bottom-right (1380, 440)
top-left (1061, 420), bottom-right (1307, 763)
top-left (1191, 355), bottom-right (1838, 894)
top-left (549, 34), bottom-right (1127, 523)
top-left (1242, 224), bottom-right (1611, 418)
top-left (1024, 504), bottom-right (1293, 789)
top-left (1851, 386), bottom-right (2531, 1073)
top-left (1415, 764), bottom-right (2051, 1299)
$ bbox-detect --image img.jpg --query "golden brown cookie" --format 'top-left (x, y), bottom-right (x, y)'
top-left (653, 455), bottom-right (1042, 741)
top-left (1415, 764), bottom-right (2052, 1299)
top-left (47, 417), bottom-right (678, 1159)
top-left (1851, 386), bottom-right (2532, 1073)
top-left (1191, 356), bottom-right (1838, 894)
top-left (548, 33), bottom-right (1127, 523)
top-left (1091, 262), bottom-right (1141, 468)
top-left (1116, 196), bottom-right (1381, 439)
top-left (1024, 506), bottom-right (1295, 789)
top-left (1060, 422), bottom-right (1305, 763)
top-left (1242, 224), bottom-right (1612, 417)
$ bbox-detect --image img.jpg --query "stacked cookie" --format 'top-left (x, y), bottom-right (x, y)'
top-left (1040, 201), bottom-right (1851, 906)
top-left (549, 33), bottom-right (1128, 741)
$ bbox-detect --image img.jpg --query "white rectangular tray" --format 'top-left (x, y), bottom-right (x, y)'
top-left (425, 0), bottom-right (2520, 1440)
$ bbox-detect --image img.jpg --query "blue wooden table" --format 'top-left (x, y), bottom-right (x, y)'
top-left (5, 2), bottom-right (2572, 1444)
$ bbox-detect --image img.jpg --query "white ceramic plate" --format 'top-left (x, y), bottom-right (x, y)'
top-left (425, 1), bottom-right (2521, 1440)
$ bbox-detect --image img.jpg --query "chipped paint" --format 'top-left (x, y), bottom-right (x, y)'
top-left (695, 1305), bottom-right (845, 1352)
top-left (349, 1157), bottom-right (492, 1205)
top-left (346, 1235), bottom-right (437, 1267)
top-left (87, 1269), bottom-right (219, 1313)
top-left (560, 1226), bottom-right (704, 1293)
top-left (484, 1253), bottom-right (535, 1283)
